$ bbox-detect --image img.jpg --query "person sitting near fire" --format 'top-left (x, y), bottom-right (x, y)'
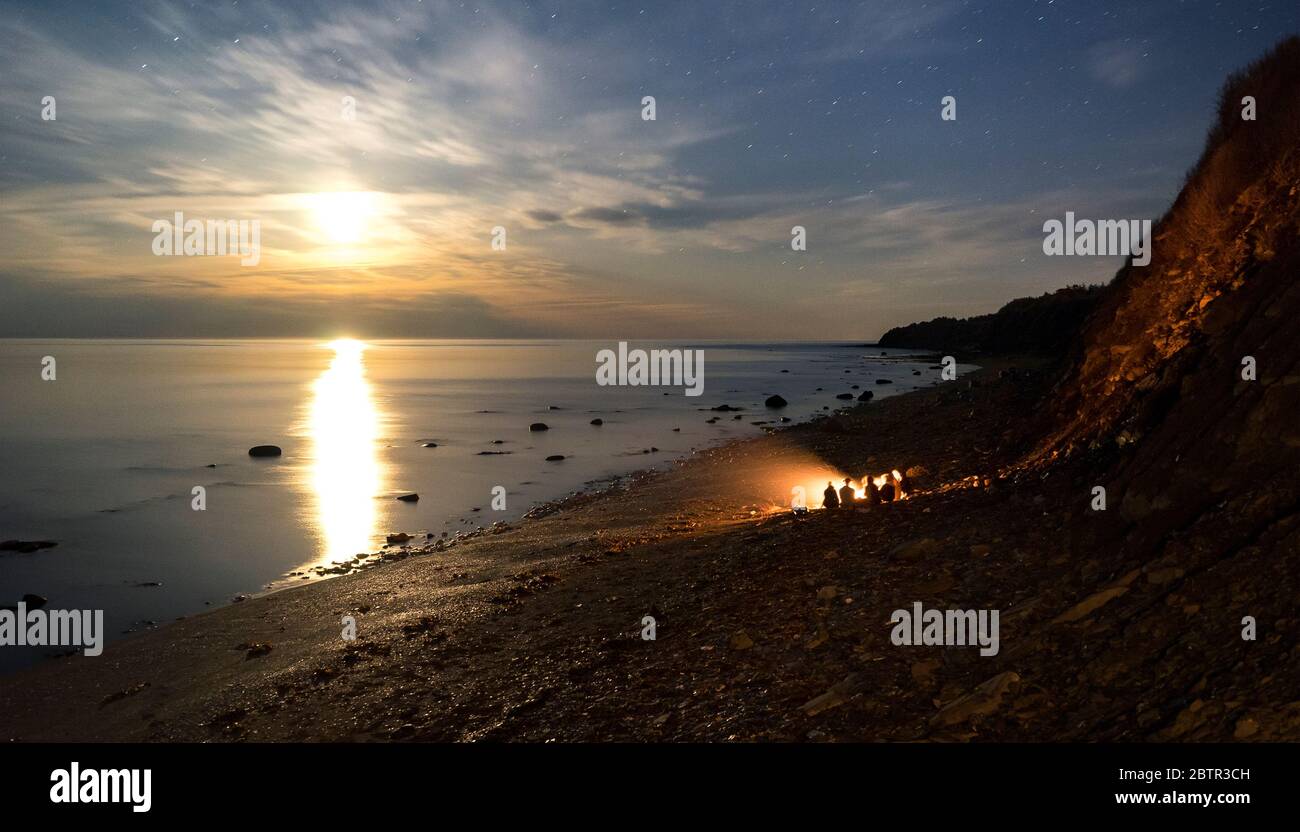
top-left (863, 477), bottom-right (880, 506)
top-left (838, 477), bottom-right (856, 507)
top-left (879, 476), bottom-right (896, 503)
top-left (894, 470), bottom-right (910, 500)
top-left (822, 481), bottom-right (840, 509)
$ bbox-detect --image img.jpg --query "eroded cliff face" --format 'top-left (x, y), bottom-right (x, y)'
top-left (1026, 38), bottom-right (1300, 559)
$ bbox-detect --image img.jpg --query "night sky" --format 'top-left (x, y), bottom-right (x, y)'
top-left (1, 0), bottom-right (1296, 338)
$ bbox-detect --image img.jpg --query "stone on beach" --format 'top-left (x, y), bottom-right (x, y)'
top-left (529, 422), bottom-right (549, 431)
top-left (729, 630), bottom-right (754, 650)
top-left (248, 445), bottom-right (282, 457)
top-left (930, 672), bottom-right (1021, 727)
top-left (800, 672), bottom-right (867, 716)
top-left (764, 395), bottom-right (788, 408)
top-left (890, 537), bottom-right (940, 560)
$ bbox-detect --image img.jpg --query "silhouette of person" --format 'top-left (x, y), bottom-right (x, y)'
top-left (879, 478), bottom-right (896, 503)
top-left (894, 471), bottom-right (910, 500)
top-left (838, 478), bottom-right (856, 507)
top-left (822, 481), bottom-right (840, 509)
top-left (864, 479), bottom-right (879, 506)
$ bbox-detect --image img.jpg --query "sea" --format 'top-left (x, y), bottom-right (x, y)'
top-left (0, 339), bottom-right (948, 670)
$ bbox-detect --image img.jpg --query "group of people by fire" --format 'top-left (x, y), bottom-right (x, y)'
top-left (822, 469), bottom-right (910, 509)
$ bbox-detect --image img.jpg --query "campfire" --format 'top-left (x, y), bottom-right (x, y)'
top-left (788, 467), bottom-right (911, 513)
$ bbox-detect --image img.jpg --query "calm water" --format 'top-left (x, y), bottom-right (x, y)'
top-left (0, 339), bottom-right (943, 670)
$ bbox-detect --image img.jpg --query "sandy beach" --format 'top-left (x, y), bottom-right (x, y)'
top-left (2, 355), bottom-right (1292, 743)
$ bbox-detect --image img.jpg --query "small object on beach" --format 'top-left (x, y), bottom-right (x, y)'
top-left (711, 404), bottom-right (742, 412)
top-left (386, 532), bottom-right (413, 544)
top-left (529, 422), bottom-right (549, 431)
top-left (396, 493), bottom-right (419, 502)
top-left (238, 642), bottom-right (273, 659)
top-left (548, 405), bottom-right (562, 410)
top-left (205, 463), bottom-right (217, 468)
top-left (0, 539), bottom-right (58, 554)
top-left (422, 442), bottom-right (438, 448)
top-left (836, 393), bottom-right (854, 400)
top-left (248, 445), bottom-right (282, 457)
top-left (546, 454), bottom-right (566, 461)
top-left (764, 394), bottom-right (788, 408)
top-left (913, 370), bottom-right (922, 375)
top-left (232, 594), bottom-right (249, 602)
top-left (858, 391), bottom-right (874, 401)
top-left (875, 378), bottom-right (893, 385)
top-left (729, 631), bottom-right (755, 650)
top-left (672, 427), bottom-right (680, 431)
top-left (890, 537), bottom-right (940, 561)
top-left (590, 418), bottom-right (603, 425)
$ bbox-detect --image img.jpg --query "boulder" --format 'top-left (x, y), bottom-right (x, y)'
top-left (529, 423), bottom-right (549, 432)
top-left (248, 445), bottom-right (282, 457)
top-left (764, 395), bottom-right (788, 408)
top-left (396, 493), bottom-right (419, 502)
top-left (589, 418), bottom-right (603, 425)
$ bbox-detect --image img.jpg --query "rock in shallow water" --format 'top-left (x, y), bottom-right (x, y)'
top-left (0, 540), bottom-right (57, 554)
top-left (248, 445), bottom-right (282, 457)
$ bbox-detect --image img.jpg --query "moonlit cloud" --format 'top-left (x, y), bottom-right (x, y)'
top-left (1, 0), bottom-right (1295, 338)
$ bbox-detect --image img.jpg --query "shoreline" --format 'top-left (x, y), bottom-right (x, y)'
top-left (1, 353), bottom-right (1290, 742)
top-left (0, 357), bottom-right (1031, 740)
